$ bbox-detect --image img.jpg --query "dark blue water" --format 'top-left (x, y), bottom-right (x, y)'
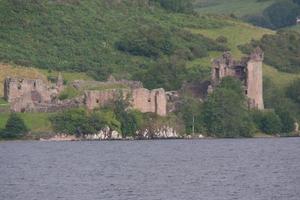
top-left (0, 138), bottom-right (299, 200)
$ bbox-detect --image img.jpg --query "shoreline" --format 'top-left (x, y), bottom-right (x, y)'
top-left (1, 135), bottom-right (299, 142)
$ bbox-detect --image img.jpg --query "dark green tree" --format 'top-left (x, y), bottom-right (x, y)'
top-left (287, 79), bottom-right (300, 104)
top-left (152, 0), bottom-right (194, 13)
top-left (251, 110), bottom-right (282, 135)
top-left (50, 108), bottom-right (94, 136)
top-left (111, 94), bottom-right (138, 138)
top-left (203, 78), bottom-right (255, 138)
top-left (0, 113), bottom-right (29, 139)
top-left (177, 96), bottom-right (206, 135)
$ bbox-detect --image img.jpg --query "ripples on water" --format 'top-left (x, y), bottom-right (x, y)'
top-left (0, 138), bottom-right (299, 200)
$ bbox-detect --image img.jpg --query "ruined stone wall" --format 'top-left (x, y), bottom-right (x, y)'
top-left (3, 76), bottom-right (168, 115)
top-left (132, 88), bottom-right (167, 116)
top-left (85, 88), bottom-right (167, 116)
top-left (4, 77), bottom-right (53, 103)
top-left (84, 89), bottom-right (129, 110)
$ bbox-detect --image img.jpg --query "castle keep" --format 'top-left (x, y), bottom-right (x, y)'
top-left (210, 47), bottom-right (264, 109)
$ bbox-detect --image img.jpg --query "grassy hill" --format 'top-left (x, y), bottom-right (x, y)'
top-left (194, 0), bottom-right (277, 17)
top-left (195, 0), bottom-right (300, 29)
top-left (1, 0), bottom-right (300, 135)
top-left (0, 0), bottom-right (228, 83)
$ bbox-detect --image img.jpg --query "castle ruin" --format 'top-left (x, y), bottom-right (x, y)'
top-left (84, 88), bottom-right (167, 116)
top-left (210, 47), bottom-right (264, 109)
top-left (2, 48), bottom-right (264, 115)
top-left (3, 75), bottom-right (168, 116)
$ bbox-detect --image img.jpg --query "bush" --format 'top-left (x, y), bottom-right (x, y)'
top-left (134, 58), bottom-right (188, 90)
top-left (0, 113), bottom-right (29, 139)
top-left (251, 110), bottom-right (282, 135)
top-left (116, 25), bottom-right (174, 58)
top-left (246, 1), bottom-right (300, 29)
top-left (286, 79), bottom-right (300, 104)
top-left (152, 0), bottom-right (194, 13)
top-left (216, 36), bottom-right (228, 44)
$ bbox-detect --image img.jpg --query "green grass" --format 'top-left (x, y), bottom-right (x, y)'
top-left (286, 24), bottom-right (300, 32)
top-left (0, 0), bottom-right (228, 81)
top-left (39, 69), bottom-right (93, 83)
top-left (188, 20), bottom-right (274, 58)
top-left (186, 18), bottom-right (300, 90)
top-left (0, 112), bottom-right (52, 133)
top-left (194, 0), bottom-right (278, 17)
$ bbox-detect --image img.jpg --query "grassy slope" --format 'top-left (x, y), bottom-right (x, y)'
top-left (0, 112), bottom-right (52, 133)
top-left (194, 0), bottom-right (277, 17)
top-left (0, 0), bottom-right (227, 79)
top-left (187, 19), bottom-right (300, 89)
top-left (286, 24), bottom-right (300, 32)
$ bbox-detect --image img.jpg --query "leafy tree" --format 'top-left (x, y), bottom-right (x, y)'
top-left (0, 113), bottom-right (29, 139)
top-left (177, 96), bottom-right (206, 135)
top-left (116, 25), bottom-right (174, 58)
top-left (135, 58), bottom-right (187, 90)
top-left (251, 110), bottom-right (282, 135)
top-left (203, 78), bottom-right (255, 137)
top-left (152, 0), bottom-right (194, 13)
top-left (264, 77), bottom-right (297, 133)
top-left (110, 94), bottom-right (139, 138)
top-left (50, 108), bottom-right (94, 136)
top-left (286, 79), bottom-right (300, 104)
top-left (294, 0), bottom-right (300, 5)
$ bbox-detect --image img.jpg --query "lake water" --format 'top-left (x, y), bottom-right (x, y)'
top-left (0, 138), bottom-right (299, 200)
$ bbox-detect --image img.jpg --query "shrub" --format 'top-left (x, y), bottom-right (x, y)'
top-left (251, 110), bottom-right (282, 135)
top-left (286, 79), bottom-right (300, 104)
top-left (0, 113), bottom-right (29, 139)
top-left (216, 36), bottom-right (228, 44)
top-left (116, 25), bottom-right (174, 58)
top-left (134, 58), bottom-right (188, 90)
top-left (152, 0), bottom-right (194, 13)
top-left (50, 108), bottom-right (94, 136)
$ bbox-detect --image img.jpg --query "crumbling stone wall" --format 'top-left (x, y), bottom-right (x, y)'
top-left (85, 88), bottom-right (167, 116)
top-left (4, 77), bottom-right (53, 103)
top-left (210, 47), bottom-right (264, 109)
top-left (84, 89), bottom-right (129, 110)
top-left (3, 75), bottom-right (167, 116)
top-left (4, 76), bottom-right (63, 112)
top-left (132, 88), bottom-right (167, 116)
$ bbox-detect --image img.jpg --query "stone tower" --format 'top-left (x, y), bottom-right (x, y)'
top-left (246, 47), bottom-right (264, 110)
top-left (210, 47), bottom-right (264, 110)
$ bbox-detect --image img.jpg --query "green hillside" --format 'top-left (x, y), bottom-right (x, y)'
top-left (1, 0), bottom-right (299, 91)
top-left (195, 0), bottom-right (300, 29)
top-left (194, 0), bottom-right (277, 17)
top-left (0, 0), bottom-right (230, 89)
